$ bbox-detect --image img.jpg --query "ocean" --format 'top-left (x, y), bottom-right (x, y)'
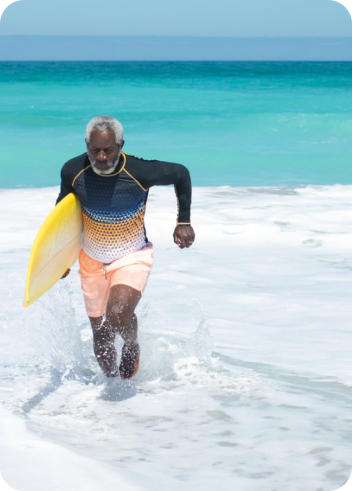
top-left (1, 61), bottom-right (352, 188)
top-left (0, 62), bottom-right (352, 491)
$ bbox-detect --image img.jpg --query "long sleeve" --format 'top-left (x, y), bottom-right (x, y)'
top-left (56, 153), bottom-right (87, 204)
top-left (125, 156), bottom-right (192, 224)
top-left (56, 167), bottom-right (73, 204)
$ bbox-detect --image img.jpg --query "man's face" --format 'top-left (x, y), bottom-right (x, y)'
top-left (86, 129), bottom-right (124, 175)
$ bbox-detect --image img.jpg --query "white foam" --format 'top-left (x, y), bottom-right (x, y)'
top-left (0, 407), bottom-right (140, 491)
top-left (1, 185), bottom-right (352, 490)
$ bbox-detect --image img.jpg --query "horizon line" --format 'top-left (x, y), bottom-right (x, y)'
top-left (2, 59), bottom-right (352, 62)
top-left (1, 34), bottom-right (352, 39)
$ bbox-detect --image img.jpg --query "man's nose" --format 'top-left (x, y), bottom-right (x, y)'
top-left (97, 150), bottom-right (107, 160)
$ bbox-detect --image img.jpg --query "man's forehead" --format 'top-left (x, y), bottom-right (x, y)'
top-left (89, 129), bottom-right (116, 144)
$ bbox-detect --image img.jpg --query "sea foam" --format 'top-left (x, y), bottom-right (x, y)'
top-left (0, 185), bottom-right (351, 490)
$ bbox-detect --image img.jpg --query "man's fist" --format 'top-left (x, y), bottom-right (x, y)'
top-left (173, 225), bottom-right (195, 249)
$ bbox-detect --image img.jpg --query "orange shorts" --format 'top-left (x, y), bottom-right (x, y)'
top-left (78, 244), bottom-right (154, 318)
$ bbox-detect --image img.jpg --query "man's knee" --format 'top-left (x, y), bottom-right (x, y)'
top-left (105, 284), bottom-right (141, 327)
top-left (106, 302), bottom-right (135, 329)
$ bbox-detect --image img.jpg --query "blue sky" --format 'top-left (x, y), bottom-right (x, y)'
top-left (0, 0), bottom-right (352, 37)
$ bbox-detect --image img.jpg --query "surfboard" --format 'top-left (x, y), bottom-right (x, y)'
top-left (23, 193), bottom-right (82, 308)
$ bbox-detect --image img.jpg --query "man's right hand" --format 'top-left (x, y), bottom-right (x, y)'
top-left (61, 268), bottom-right (71, 279)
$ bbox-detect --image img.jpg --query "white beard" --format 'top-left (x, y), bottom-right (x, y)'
top-left (89, 152), bottom-right (121, 175)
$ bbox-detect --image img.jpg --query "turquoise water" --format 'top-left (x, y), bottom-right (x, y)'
top-left (1, 61), bottom-right (352, 188)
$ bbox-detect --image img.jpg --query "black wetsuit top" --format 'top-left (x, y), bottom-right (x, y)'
top-left (57, 152), bottom-right (192, 263)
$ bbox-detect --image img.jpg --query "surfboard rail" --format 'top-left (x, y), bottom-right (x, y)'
top-left (23, 193), bottom-right (82, 308)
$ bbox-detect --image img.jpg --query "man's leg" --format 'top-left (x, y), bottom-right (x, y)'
top-left (89, 315), bottom-right (119, 377)
top-left (89, 284), bottom-right (141, 378)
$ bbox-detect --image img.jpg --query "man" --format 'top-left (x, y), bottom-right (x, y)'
top-left (57, 116), bottom-right (195, 380)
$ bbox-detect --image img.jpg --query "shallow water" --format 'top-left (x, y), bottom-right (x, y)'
top-left (0, 185), bottom-right (352, 490)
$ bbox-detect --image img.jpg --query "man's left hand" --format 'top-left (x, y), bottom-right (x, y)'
top-left (173, 224), bottom-right (195, 249)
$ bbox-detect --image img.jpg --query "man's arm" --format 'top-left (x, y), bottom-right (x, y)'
top-left (56, 154), bottom-right (88, 204)
top-left (56, 165), bottom-right (74, 205)
top-left (56, 161), bottom-right (75, 278)
top-left (127, 156), bottom-right (195, 248)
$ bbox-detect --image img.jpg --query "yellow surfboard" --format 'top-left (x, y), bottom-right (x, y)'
top-left (23, 193), bottom-right (82, 308)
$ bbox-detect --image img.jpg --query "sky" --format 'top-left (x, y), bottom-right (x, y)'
top-left (0, 0), bottom-right (352, 37)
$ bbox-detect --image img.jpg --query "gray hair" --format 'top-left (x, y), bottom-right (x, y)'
top-left (86, 116), bottom-right (124, 144)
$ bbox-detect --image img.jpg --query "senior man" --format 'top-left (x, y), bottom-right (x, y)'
top-left (57, 116), bottom-right (195, 379)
